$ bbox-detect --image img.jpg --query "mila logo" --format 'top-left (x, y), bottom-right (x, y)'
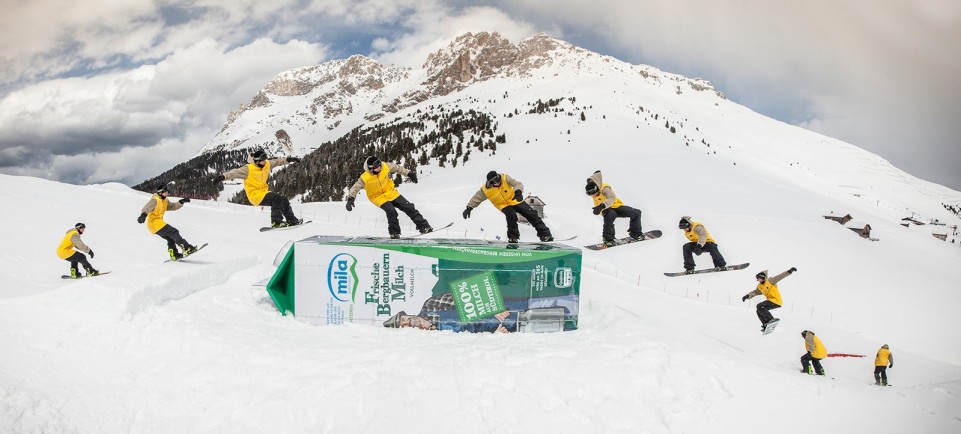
top-left (327, 253), bottom-right (358, 302)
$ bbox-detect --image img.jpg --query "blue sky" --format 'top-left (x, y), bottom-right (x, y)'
top-left (1, 0), bottom-right (958, 190)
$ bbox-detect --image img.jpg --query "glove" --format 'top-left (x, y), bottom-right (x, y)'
top-left (592, 204), bottom-right (605, 215)
top-left (889, 364), bottom-right (893, 369)
top-left (741, 295), bottom-right (749, 302)
top-left (179, 198), bottom-right (190, 204)
top-left (88, 249), bottom-right (94, 259)
top-left (693, 245), bottom-right (703, 255)
top-left (137, 213), bottom-right (147, 224)
top-left (514, 190), bottom-right (523, 202)
top-left (789, 267), bottom-right (797, 273)
top-left (346, 197), bottom-right (355, 211)
top-left (409, 171), bottom-right (418, 184)
top-left (463, 207), bottom-right (473, 219)
top-left (287, 157), bottom-right (301, 163)
top-left (215, 174), bottom-right (225, 184)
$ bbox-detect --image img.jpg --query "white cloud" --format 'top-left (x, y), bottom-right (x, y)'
top-left (0, 37), bottom-right (326, 185)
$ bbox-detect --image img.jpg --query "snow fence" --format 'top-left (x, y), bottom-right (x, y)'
top-left (267, 236), bottom-right (581, 333)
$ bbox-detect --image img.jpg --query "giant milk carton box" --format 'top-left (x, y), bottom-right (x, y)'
top-left (266, 236), bottom-right (581, 333)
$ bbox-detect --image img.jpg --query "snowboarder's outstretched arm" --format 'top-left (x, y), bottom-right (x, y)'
top-left (769, 268), bottom-right (796, 285)
top-left (385, 162), bottom-right (410, 177)
top-left (221, 165), bottom-right (250, 181)
top-left (466, 189), bottom-right (488, 209)
top-left (347, 178), bottom-right (365, 199)
top-left (742, 289), bottom-right (762, 301)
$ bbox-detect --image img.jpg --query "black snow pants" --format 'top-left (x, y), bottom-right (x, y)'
top-left (682, 241), bottom-right (726, 270)
top-left (156, 224), bottom-right (192, 253)
top-left (381, 195), bottom-right (430, 236)
top-left (601, 205), bottom-right (642, 241)
top-left (260, 192), bottom-right (298, 225)
top-left (756, 300), bottom-right (781, 325)
top-left (874, 366), bottom-right (888, 384)
top-left (65, 251), bottom-right (93, 272)
top-left (801, 352), bottom-right (825, 375)
top-left (503, 202), bottom-right (552, 241)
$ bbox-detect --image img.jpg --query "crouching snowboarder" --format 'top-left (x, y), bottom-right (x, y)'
top-left (346, 156), bottom-right (432, 238)
top-left (585, 171), bottom-right (643, 247)
top-left (462, 171), bottom-right (553, 243)
top-left (138, 184), bottom-right (198, 261)
top-left (677, 216), bottom-right (727, 273)
top-left (800, 330), bottom-right (827, 375)
top-left (216, 149), bottom-right (302, 228)
top-left (56, 222), bottom-right (99, 278)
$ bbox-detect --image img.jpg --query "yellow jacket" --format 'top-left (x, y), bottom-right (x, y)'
top-left (140, 195), bottom-right (184, 234)
top-left (875, 346), bottom-right (893, 367)
top-left (744, 269), bottom-right (793, 306)
top-left (804, 332), bottom-right (827, 359)
top-left (56, 228), bottom-right (89, 259)
top-left (221, 156), bottom-right (292, 206)
top-left (467, 174), bottom-right (524, 210)
top-left (348, 162), bottom-right (407, 206)
top-left (681, 218), bottom-right (716, 245)
top-left (587, 172), bottom-right (623, 210)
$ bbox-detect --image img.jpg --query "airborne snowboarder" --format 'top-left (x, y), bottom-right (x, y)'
top-left (346, 156), bottom-right (432, 238)
top-left (56, 222), bottom-right (99, 278)
top-left (585, 170), bottom-right (643, 247)
top-left (742, 267), bottom-right (796, 331)
top-left (216, 149), bottom-right (302, 228)
top-left (137, 184), bottom-right (199, 261)
top-left (462, 171), bottom-right (553, 243)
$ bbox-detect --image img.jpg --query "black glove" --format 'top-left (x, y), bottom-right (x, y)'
top-left (592, 204), bottom-right (605, 215)
top-left (88, 249), bottom-right (94, 259)
top-left (889, 364), bottom-right (893, 369)
top-left (346, 197), bottom-right (355, 211)
top-left (215, 174), bottom-right (225, 184)
top-left (693, 245), bottom-right (703, 255)
top-left (179, 198), bottom-right (190, 204)
top-left (287, 157), bottom-right (301, 163)
top-left (137, 213), bottom-right (147, 224)
top-left (463, 207), bottom-right (473, 219)
top-left (741, 294), bottom-right (749, 302)
top-left (409, 171), bottom-right (418, 184)
top-left (514, 190), bottom-right (523, 201)
top-left (789, 267), bottom-right (797, 273)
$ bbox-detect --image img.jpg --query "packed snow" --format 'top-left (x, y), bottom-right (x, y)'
top-left (3, 45), bottom-right (961, 431)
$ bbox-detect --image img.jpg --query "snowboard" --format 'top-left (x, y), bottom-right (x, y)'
top-left (164, 243), bottom-right (209, 262)
top-left (762, 318), bottom-right (780, 335)
top-left (663, 262), bottom-right (750, 277)
top-left (61, 271), bottom-right (112, 279)
top-left (408, 222), bottom-right (454, 237)
top-left (583, 230), bottom-right (662, 250)
top-left (260, 220), bottom-right (312, 232)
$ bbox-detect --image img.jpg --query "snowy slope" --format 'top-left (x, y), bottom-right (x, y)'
top-left (2, 139), bottom-right (960, 433)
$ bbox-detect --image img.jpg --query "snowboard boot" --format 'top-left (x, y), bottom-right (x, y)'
top-left (881, 379), bottom-right (887, 386)
top-left (874, 380), bottom-right (881, 386)
top-left (630, 234), bottom-right (644, 242)
top-left (684, 269), bottom-right (696, 275)
top-left (168, 248), bottom-right (183, 261)
top-left (70, 267), bottom-right (80, 279)
top-left (603, 239), bottom-right (617, 248)
top-left (287, 218), bottom-right (303, 226)
top-left (271, 220), bottom-right (288, 228)
top-left (182, 244), bottom-right (198, 256)
top-left (389, 233), bottom-right (401, 239)
top-left (419, 226), bottom-right (433, 234)
top-left (508, 238), bottom-right (519, 243)
top-left (539, 235), bottom-right (554, 242)
top-left (85, 268), bottom-right (99, 277)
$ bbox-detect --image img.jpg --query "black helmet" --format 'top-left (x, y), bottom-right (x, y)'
top-left (365, 156), bottom-right (382, 171)
top-left (756, 272), bottom-right (766, 280)
top-left (585, 180), bottom-right (599, 195)
top-left (155, 184), bottom-right (169, 194)
top-left (75, 222), bottom-right (86, 229)
top-left (678, 218), bottom-right (691, 229)
top-left (251, 149), bottom-right (268, 161)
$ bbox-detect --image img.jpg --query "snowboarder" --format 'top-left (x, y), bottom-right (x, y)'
top-left (800, 330), bottom-right (827, 375)
top-left (346, 156), bottom-right (432, 238)
top-left (56, 222), bottom-right (99, 278)
top-left (677, 216), bottom-right (727, 273)
top-left (874, 344), bottom-right (894, 386)
top-left (742, 267), bottom-right (796, 331)
top-left (137, 184), bottom-right (198, 261)
top-left (462, 171), bottom-right (553, 243)
top-left (216, 149), bottom-right (302, 228)
top-left (586, 170), bottom-right (642, 246)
